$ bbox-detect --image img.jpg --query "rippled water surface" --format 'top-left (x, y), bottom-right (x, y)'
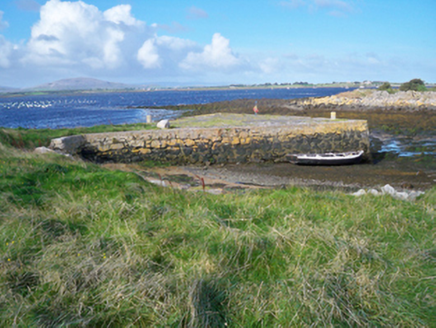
top-left (0, 88), bottom-right (348, 129)
top-left (3, 87), bottom-right (433, 160)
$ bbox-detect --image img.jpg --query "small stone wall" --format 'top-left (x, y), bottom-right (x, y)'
top-left (50, 114), bottom-right (370, 165)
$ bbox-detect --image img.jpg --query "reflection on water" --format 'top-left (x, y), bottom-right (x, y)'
top-left (379, 138), bottom-right (436, 157)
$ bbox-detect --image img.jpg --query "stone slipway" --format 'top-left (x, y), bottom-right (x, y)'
top-left (49, 113), bottom-right (370, 164)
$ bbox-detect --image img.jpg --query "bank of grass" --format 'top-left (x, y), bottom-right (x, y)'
top-left (0, 122), bottom-right (155, 150)
top-left (1, 141), bottom-right (435, 327)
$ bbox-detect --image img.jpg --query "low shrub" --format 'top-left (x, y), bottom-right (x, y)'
top-left (399, 78), bottom-right (427, 92)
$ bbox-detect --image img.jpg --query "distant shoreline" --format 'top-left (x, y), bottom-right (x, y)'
top-left (2, 80), bottom-right (435, 99)
top-left (0, 85), bottom-right (352, 98)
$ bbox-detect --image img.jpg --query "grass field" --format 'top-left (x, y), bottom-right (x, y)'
top-left (0, 127), bottom-right (435, 327)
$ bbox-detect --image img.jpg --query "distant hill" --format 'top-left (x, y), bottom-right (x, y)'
top-left (0, 86), bottom-right (18, 93)
top-left (29, 77), bottom-right (133, 91)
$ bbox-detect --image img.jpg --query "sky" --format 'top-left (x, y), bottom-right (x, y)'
top-left (0, 0), bottom-right (435, 87)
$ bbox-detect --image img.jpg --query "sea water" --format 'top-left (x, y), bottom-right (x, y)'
top-left (0, 88), bottom-right (348, 129)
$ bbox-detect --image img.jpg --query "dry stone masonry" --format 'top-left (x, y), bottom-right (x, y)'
top-left (49, 113), bottom-right (370, 165)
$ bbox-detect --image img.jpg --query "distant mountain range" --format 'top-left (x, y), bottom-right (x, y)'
top-left (0, 77), bottom-right (157, 94)
top-left (0, 86), bottom-right (19, 93)
top-left (0, 78), bottom-right (245, 93)
top-left (28, 77), bottom-right (134, 91)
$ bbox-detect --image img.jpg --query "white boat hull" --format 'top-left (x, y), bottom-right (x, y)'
top-left (289, 150), bottom-right (364, 165)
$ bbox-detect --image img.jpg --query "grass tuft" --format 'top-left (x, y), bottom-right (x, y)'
top-left (188, 278), bottom-right (228, 328)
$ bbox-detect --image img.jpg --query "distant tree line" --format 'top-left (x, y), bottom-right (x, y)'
top-left (378, 78), bottom-right (427, 93)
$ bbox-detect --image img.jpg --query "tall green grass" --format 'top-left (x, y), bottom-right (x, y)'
top-left (0, 142), bottom-right (435, 326)
top-left (0, 123), bottom-right (155, 150)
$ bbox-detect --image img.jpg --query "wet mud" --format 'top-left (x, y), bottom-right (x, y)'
top-left (105, 153), bottom-right (435, 194)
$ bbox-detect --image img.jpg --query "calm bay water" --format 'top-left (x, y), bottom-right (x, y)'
top-left (0, 87), bottom-right (434, 159)
top-left (0, 88), bottom-right (348, 129)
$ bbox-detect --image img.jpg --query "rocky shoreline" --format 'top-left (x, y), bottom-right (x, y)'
top-left (287, 90), bottom-right (436, 111)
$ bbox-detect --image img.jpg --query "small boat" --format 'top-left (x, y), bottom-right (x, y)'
top-left (288, 150), bottom-right (364, 165)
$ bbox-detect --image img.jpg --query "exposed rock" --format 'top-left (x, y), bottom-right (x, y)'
top-left (380, 184), bottom-right (396, 196)
top-left (300, 90), bottom-right (436, 110)
top-left (34, 146), bottom-right (74, 158)
top-left (368, 189), bottom-right (380, 196)
top-left (49, 135), bottom-right (86, 154)
top-left (147, 178), bottom-right (167, 187)
top-left (352, 189), bottom-right (367, 197)
top-left (352, 184), bottom-right (424, 201)
top-left (157, 119), bottom-right (170, 129)
top-left (34, 146), bottom-right (57, 154)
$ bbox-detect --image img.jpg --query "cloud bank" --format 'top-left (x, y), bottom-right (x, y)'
top-left (181, 33), bottom-right (241, 71)
top-left (0, 0), bottom-right (248, 86)
top-left (0, 0), bottom-right (431, 87)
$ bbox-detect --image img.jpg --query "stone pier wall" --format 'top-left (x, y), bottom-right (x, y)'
top-left (50, 116), bottom-right (370, 164)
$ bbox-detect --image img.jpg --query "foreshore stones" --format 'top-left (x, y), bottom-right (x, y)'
top-left (352, 184), bottom-right (425, 201)
top-left (292, 90), bottom-right (436, 111)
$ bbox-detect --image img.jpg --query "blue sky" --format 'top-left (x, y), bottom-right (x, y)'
top-left (0, 0), bottom-right (435, 87)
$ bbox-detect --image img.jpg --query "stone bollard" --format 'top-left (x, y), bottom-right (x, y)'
top-left (146, 115), bottom-right (152, 123)
top-left (330, 111), bottom-right (336, 120)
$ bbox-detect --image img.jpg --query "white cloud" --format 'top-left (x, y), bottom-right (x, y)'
top-left (18, 0), bottom-right (233, 80)
top-left (3, 0), bottom-right (422, 87)
top-left (156, 35), bottom-right (197, 51)
top-left (103, 5), bottom-right (143, 27)
top-left (102, 27), bottom-right (125, 68)
top-left (0, 35), bottom-right (13, 68)
top-left (259, 57), bottom-right (281, 74)
top-left (187, 6), bottom-right (209, 19)
top-left (137, 35), bottom-right (200, 71)
top-left (0, 11), bottom-right (9, 30)
top-left (0, 1), bottom-right (256, 85)
top-left (137, 39), bottom-right (160, 69)
top-left (180, 33), bottom-right (240, 71)
top-left (23, 0), bottom-right (153, 69)
top-left (154, 22), bottom-right (189, 34)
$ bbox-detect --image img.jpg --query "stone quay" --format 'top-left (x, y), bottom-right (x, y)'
top-left (49, 113), bottom-right (370, 164)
